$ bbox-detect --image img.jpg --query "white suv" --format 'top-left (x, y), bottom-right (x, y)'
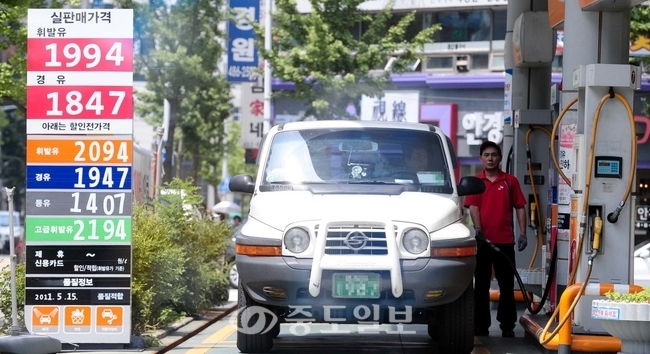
top-left (230, 121), bottom-right (485, 353)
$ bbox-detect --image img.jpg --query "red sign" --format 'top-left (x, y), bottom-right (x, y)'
top-left (27, 85), bottom-right (132, 119)
top-left (27, 38), bottom-right (133, 72)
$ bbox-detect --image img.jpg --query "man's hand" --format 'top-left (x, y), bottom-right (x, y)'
top-left (475, 228), bottom-right (486, 249)
top-left (517, 234), bottom-right (528, 251)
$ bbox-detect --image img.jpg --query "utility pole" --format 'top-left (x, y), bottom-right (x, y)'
top-left (262, 0), bottom-right (272, 132)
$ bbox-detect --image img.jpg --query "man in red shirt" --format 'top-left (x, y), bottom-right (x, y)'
top-left (464, 141), bottom-right (528, 338)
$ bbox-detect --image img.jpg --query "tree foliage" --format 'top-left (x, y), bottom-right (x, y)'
top-left (255, 0), bottom-right (438, 119)
top-left (631, 4), bottom-right (650, 41)
top-left (116, 0), bottom-right (233, 182)
top-left (0, 0), bottom-right (69, 211)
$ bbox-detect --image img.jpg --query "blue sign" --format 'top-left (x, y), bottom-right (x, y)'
top-left (27, 165), bottom-right (132, 190)
top-left (227, 0), bottom-right (259, 82)
top-left (218, 175), bottom-right (231, 193)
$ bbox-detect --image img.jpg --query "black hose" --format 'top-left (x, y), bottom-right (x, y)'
top-left (485, 240), bottom-right (557, 315)
top-left (505, 145), bottom-right (514, 174)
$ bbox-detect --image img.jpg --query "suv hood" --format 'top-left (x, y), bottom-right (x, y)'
top-left (250, 191), bottom-right (460, 232)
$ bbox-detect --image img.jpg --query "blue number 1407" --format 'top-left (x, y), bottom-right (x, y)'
top-left (74, 167), bottom-right (129, 189)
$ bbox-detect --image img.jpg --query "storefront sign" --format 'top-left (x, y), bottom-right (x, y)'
top-left (240, 83), bottom-right (265, 148)
top-left (26, 9), bottom-right (133, 344)
top-left (227, 0), bottom-right (260, 82)
top-left (460, 111), bottom-right (505, 145)
top-left (638, 205), bottom-right (650, 229)
top-left (360, 91), bottom-right (420, 122)
top-left (296, 0), bottom-right (508, 13)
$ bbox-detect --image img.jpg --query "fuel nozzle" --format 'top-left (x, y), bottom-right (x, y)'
top-left (589, 209), bottom-right (603, 262)
top-left (529, 202), bottom-right (538, 229)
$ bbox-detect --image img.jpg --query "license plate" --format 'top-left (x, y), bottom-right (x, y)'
top-left (332, 273), bottom-right (381, 299)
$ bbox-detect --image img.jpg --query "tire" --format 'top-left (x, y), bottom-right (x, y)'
top-left (429, 283), bottom-right (474, 354)
top-left (270, 321), bottom-right (280, 338)
top-left (236, 284), bottom-right (274, 353)
top-left (228, 263), bottom-right (239, 289)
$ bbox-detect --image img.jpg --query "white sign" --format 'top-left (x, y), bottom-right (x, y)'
top-left (461, 111), bottom-right (505, 145)
top-left (360, 91), bottom-right (419, 122)
top-left (296, 0), bottom-right (508, 13)
top-left (241, 83), bottom-right (265, 149)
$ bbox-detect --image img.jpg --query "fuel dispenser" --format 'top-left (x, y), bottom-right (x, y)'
top-left (565, 64), bottom-right (639, 332)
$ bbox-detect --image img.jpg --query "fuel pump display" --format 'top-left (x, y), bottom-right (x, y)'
top-left (594, 156), bottom-right (623, 179)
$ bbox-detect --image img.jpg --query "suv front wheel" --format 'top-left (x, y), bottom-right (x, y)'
top-left (236, 284), bottom-right (275, 353)
top-left (428, 282), bottom-right (474, 353)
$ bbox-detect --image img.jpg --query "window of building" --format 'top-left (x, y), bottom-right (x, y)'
top-left (471, 54), bottom-right (489, 70)
top-left (492, 10), bottom-right (507, 40)
top-left (425, 10), bottom-right (491, 42)
top-left (425, 56), bottom-right (454, 71)
top-left (489, 53), bottom-right (505, 71)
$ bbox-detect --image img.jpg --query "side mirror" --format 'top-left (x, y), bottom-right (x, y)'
top-left (457, 176), bottom-right (485, 197)
top-left (638, 249), bottom-right (650, 259)
top-left (229, 174), bottom-right (255, 194)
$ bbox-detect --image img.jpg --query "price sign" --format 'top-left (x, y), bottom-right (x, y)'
top-left (26, 8), bottom-right (134, 343)
top-left (27, 86), bottom-right (132, 119)
top-left (26, 217), bottom-right (132, 243)
top-left (26, 191), bottom-right (133, 216)
top-left (27, 165), bottom-right (131, 190)
top-left (27, 38), bottom-right (133, 72)
top-left (27, 136), bottom-right (132, 164)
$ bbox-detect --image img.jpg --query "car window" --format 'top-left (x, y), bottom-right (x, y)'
top-left (262, 128), bottom-right (450, 187)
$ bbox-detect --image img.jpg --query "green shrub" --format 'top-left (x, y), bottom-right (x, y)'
top-left (0, 263), bottom-right (26, 334)
top-left (153, 179), bottom-right (231, 316)
top-left (605, 286), bottom-right (650, 303)
top-left (0, 178), bottom-right (231, 337)
top-left (131, 203), bottom-right (186, 334)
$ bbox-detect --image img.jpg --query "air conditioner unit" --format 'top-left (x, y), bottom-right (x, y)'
top-left (456, 55), bottom-right (469, 72)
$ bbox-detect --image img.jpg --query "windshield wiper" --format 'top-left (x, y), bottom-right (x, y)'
top-left (346, 180), bottom-right (401, 185)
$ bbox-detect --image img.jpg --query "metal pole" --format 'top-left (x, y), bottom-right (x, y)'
top-left (5, 187), bottom-right (18, 335)
top-left (263, 0), bottom-right (272, 131)
top-left (155, 127), bottom-right (165, 199)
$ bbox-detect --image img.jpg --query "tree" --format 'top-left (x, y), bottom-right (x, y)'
top-left (630, 4), bottom-right (650, 116)
top-left (1, 0), bottom-right (68, 211)
top-left (256, 0), bottom-right (438, 120)
top-left (118, 0), bottom-right (232, 182)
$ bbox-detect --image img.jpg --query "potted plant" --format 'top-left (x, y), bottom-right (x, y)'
top-left (592, 287), bottom-right (650, 354)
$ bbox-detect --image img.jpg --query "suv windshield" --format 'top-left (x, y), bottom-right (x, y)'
top-left (262, 128), bottom-right (451, 189)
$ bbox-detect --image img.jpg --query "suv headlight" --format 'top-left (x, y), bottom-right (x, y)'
top-left (402, 229), bottom-right (428, 254)
top-left (284, 227), bottom-right (310, 253)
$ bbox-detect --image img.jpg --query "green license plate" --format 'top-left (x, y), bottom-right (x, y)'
top-left (332, 273), bottom-right (381, 299)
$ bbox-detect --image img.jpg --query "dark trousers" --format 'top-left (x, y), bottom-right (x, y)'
top-left (474, 243), bottom-right (517, 332)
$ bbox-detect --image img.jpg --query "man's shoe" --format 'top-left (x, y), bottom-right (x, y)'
top-left (502, 329), bottom-right (515, 338)
top-left (475, 328), bottom-right (489, 336)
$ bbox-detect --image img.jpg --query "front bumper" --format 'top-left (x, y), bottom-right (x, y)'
top-left (237, 238), bottom-right (476, 310)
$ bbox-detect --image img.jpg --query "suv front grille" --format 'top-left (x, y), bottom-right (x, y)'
top-left (324, 224), bottom-right (388, 255)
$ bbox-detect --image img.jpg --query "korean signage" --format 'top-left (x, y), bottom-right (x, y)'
top-left (240, 83), bottom-right (265, 148)
top-left (637, 205), bottom-right (650, 229)
top-left (26, 9), bottom-right (133, 344)
top-left (360, 91), bottom-right (420, 122)
top-left (460, 111), bottom-right (505, 145)
top-left (227, 0), bottom-right (260, 82)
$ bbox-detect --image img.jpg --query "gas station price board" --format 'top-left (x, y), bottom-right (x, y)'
top-left (26, 9), bottom-right (133, 344)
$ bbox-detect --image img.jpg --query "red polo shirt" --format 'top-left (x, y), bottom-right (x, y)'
top-left (464, 170), bottom-right (526, 245)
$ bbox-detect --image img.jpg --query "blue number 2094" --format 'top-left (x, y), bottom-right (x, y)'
top-left (27, 165), bottom-right (132, 190)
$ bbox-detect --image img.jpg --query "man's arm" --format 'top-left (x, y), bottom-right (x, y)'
top-left (515, 206), bottom-right (526, 236)
top-left (469, 206), bottom-right (481, 229)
